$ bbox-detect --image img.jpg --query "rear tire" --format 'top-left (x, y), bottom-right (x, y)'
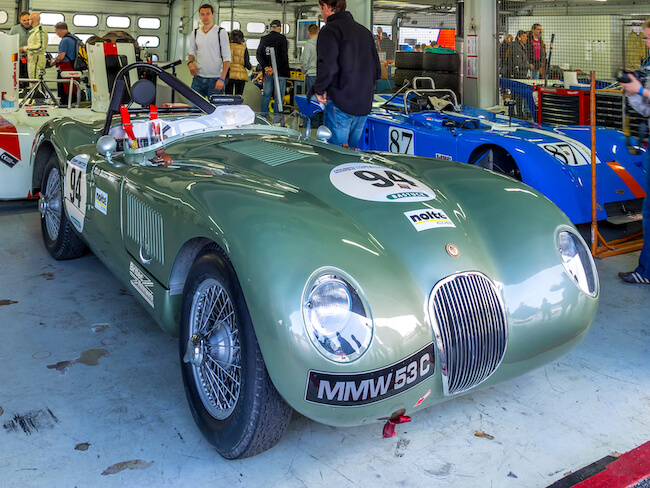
top-left (39, 155), bottom-right (86, 260)
top-left (421, 71), bottom-right (460, 95)
top-left (179, 246), bottom-right (292, 459)
top-left (423, 52), bottom-right (460, 72)
top-left (393, 68), bottom-right (424, 89)
top-left (394, 51), bottom-right (423, 70)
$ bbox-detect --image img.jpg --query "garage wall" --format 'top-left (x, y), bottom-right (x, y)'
top-left (0, 0), bottom-right (17, 33)
top-left (504, 15), bottom-right (624, 79)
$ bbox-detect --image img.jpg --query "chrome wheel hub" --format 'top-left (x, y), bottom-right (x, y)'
top-left (187, 277), bottom-right (241, 420)
top-left (41, 169), bottom-right (62, 241)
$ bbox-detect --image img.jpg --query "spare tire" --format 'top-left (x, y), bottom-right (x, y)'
top-left (423, 52), bottom-right (460, 72)
top-left (394, 51), bottom-right (424, 70)
top-left (422, 71), bottom-right (460, 95)
top-left (393, 68), bottom-right (424, 89)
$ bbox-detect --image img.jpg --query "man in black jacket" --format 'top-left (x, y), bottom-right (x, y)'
top-left (256, 20), bottom-right (289, 123)
top-left (312, 0), bottom-right (381, 147)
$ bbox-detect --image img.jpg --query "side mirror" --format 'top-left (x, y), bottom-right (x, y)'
top-left (442, 119), bottom-right (456, 128)
top-left (316, 125), bottom-right (332, 142)
top-left (97, 135), bottom-right (117, 156)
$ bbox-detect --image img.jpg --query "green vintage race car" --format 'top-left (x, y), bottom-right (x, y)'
top-left (34, 63), bottom-right (599, 459)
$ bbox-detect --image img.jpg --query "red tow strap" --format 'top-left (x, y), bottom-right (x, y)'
top-left (382, 415), bottom-right (411, 438)
top-left (120, 104), bottom-right (160, 149)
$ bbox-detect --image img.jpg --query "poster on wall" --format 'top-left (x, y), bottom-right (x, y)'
top-left (467, 34), bottom-right (478, 79)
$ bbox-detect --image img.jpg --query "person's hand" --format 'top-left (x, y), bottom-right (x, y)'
top-left (215, 78), bottom-right (225, 91)
top-left (188, 61), bottom-right (197, 77)
top-left (316, 91), bottom-right (327, 104)
top-left (621, 73), bottom-right (643, 97)
top-left (264, 66), bottom-right (273, 75)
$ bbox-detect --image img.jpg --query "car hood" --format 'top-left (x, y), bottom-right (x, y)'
top-left (161, 131), bottom-right (570, 290)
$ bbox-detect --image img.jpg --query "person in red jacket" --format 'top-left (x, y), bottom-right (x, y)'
top-left (311, 0), bottom-right (381, 147)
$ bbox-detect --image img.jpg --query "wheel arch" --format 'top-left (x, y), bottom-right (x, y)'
top-left (467, 143), bottom-right (523, 181)
top-left (32, 141), bottom-right (57, 195)
top-left (169, 237), bottom-right (228, 296)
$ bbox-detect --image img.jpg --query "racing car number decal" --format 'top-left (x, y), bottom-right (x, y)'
top-left (388, 127), bottom-right (415, 155)
top-left (64, 155), bottom-right (90, 232)
top-left (539, 142), bottom-right (590, 166)
top-left (330, 163), bottom-right (435, 202)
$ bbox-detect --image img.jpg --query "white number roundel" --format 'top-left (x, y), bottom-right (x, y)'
top-left (330, 162), bottom-right (435, 202)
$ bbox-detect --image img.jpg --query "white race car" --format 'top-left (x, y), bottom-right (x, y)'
top-left (0, 32), bottom-right (136, 199)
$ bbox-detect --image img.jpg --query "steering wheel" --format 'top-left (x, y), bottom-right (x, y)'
top-left (459, 119), bottom-right (479, 129)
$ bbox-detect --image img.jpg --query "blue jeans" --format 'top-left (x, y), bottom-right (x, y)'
top-left (191, 76), bottom-right (224, 99)
top-left (324, 102), bottom-right (367, 148)
top-left (636, 150), bottom-right (650, 278)
top-left (261, 76), bottom-right (286, 123)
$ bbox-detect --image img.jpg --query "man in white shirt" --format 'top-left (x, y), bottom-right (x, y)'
top-left (188, 4), bottom-right (231, 99)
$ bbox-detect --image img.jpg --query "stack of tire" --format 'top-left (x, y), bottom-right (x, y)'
top-left (423, 51), bottom-right (460, 96)
top-left (393, 51), bottom-right (424, 89)
top-left (393, 51), bottom-right (460, 98)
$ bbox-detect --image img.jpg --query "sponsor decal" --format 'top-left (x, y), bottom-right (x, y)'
top-left (330, 162), bottom-right (435, 203)
top-left (1, 100), bottom-right (15, 109)
top-left (26, 109), bottom-right (49, 117)
top-left (129, 261), bottom-right (154, 308)
top-left (305, 343), bottom-right (435, 406)
top-left (388, 127), bottom-right (415, 155)
top-left (405, 208), bottom-right (455, 231)
top-left (0, 150), bottom-right (19, 168)
top-left (435, 153), bottom-right (452, 160)
top-left (94, 188), bottom-right (108, 215)
top-left (64, 155), bottom-right (91, 233)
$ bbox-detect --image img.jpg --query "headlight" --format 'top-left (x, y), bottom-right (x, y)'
top-left (556, 226), bottom-right (599, 297)
top-left (302, 268), bottom-right (373, 362)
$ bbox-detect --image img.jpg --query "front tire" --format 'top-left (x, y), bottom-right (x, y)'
top-left (39, 155), bottom-right (86, 260)
top-left (179, 246), bottom-right (292, 459)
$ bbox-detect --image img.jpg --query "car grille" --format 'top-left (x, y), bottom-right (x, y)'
top-left (125, 192), bottom-right (165, 265)
top-left (224, 140), bottom-right (309, 166)
top-left (429, 272), bottom-right (507, 395)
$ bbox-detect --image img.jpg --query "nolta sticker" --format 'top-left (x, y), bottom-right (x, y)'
top-left (404, 208), bottom-right (455, 231)
top-left (330, 162), bottom-right (435, 202)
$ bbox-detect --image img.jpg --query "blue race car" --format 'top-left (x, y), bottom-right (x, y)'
top-left (297, 79), bottom-right (646, 225)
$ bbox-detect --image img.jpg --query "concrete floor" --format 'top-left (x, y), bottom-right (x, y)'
top-left (1, 201), bottom-right (649, 488)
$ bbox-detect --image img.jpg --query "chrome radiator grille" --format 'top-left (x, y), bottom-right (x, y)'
top-left (125, 192), bottom-right (164, 265)
top-left (429, 272), bottom-right (507, 395)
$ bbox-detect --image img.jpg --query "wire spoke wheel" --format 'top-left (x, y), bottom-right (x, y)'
top-left (39, 155), bottom-right (85, 261)
top-left (189, 278), bottom-right (242, 420)
top-left (41, 167), bottom-right (63, 242)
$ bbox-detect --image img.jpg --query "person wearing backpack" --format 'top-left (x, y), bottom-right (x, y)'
top-left (52, 22), bottom-right (80, 105)
top-left (188, 4), bottom-right (231, 99)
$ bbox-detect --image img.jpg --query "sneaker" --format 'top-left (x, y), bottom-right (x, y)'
top-left (618, 271), bottom-right (650, 284)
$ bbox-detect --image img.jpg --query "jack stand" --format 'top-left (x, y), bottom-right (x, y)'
top-left (20, 69), bottom-right (59, 108)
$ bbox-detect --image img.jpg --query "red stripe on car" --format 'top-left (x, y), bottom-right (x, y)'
top-left (606, 161), bottom-right (646, 199)
top-left (0, 116), bottom-right (21, 160)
